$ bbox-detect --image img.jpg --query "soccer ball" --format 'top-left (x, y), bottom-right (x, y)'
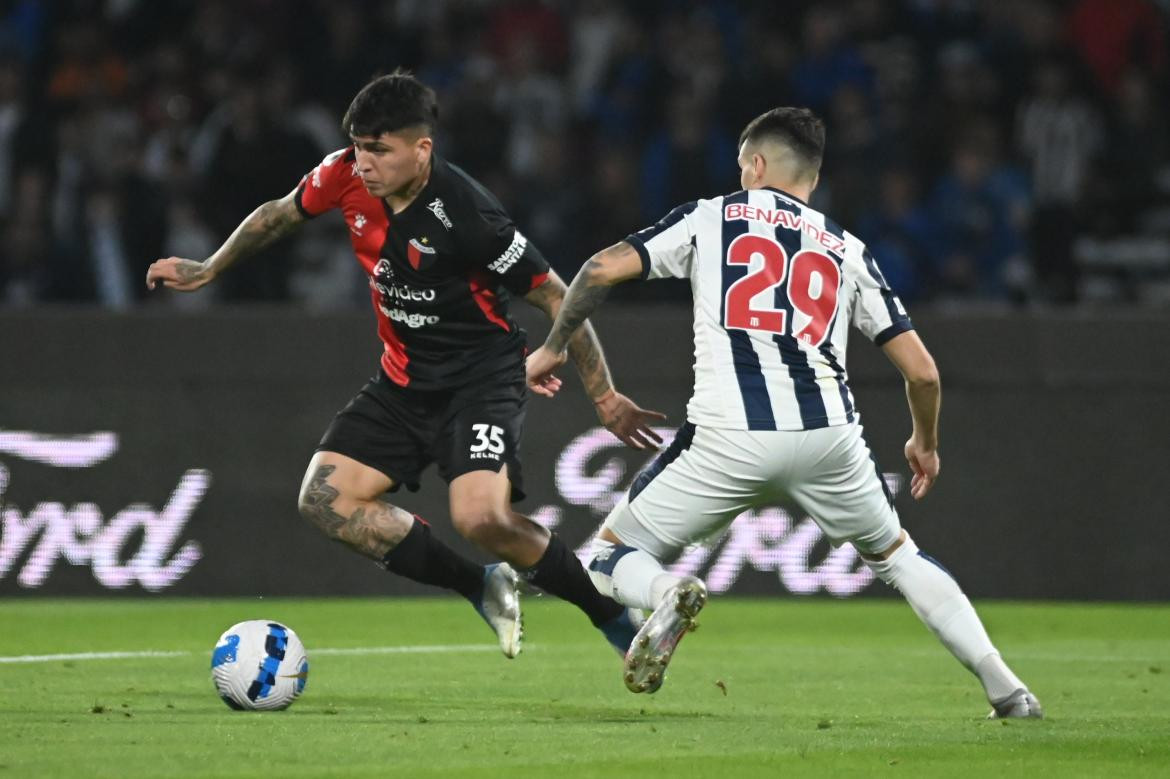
top-left (210, 620), bottom-right (308, 711)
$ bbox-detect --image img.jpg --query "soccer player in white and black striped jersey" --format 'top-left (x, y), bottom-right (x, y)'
top-left (527, 107), bottom-right (1042, 719)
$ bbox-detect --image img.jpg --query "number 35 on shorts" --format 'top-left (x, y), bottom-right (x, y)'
top-left (723, 234), bottom-right (841, 347)
top-left (469, 423), bottom-right (506, 458)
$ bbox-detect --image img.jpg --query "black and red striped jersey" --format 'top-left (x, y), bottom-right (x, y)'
top-left (294, 148), bottom-right (550, 390)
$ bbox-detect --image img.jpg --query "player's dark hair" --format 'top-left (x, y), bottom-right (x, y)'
top-left (342, 69), bottom-right (438, 138)
top-left (739, 107), bottom-right (826, 173)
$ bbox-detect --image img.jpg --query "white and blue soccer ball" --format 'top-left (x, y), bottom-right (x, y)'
top-left (211, 620), bottom-right (308, 711)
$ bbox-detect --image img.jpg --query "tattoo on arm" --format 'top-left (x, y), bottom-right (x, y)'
top-left (523, 276), bottom-right (560, 318)
top-left (546, 259), bottom-right (612, 353)
top-left (205, 195), bottom-right (305, 277)
top-left (567, 323), bottom-right (613, 399)
top-left (526, 273), bottom-right (613, 398)
top-left (175, 261), bottom-right (205, 284)
top-left (299, 464), bottom-right (413, 560)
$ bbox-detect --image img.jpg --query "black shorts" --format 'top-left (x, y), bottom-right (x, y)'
top-left (317, 366), bottom-right (528, 502)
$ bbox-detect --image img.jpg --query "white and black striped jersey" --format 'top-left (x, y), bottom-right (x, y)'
top-left (625, 186), bottom-right (913, 432)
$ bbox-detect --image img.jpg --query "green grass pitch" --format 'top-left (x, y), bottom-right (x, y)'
top-left (0, 597), bottom-right (1167, 778)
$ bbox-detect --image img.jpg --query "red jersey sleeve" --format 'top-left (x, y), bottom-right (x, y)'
top-left (294, 147), bottom-right (354, 218)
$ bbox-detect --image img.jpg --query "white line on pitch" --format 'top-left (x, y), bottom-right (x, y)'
top-left (0, 650), bottom-right (191, 664)
top-left (0, 644), bottom-right (499, 665)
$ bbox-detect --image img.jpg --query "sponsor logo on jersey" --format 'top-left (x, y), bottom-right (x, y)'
top-left (372, 258), bottom-right (437, 303)
top-left (488, 232), bottom-right (527, 274)
top-left (377, 304), bottom-right (441, 329)
top-left (427, 198), bottom-right (453, 230)
top-left (371, 278), bottom-right (436, 303)
top-left (349, 212), bottom-right (367, 236)
top-left (724, 203), bottom-right (846, 258)
top-left (373, 258), bottom-right (393, 278)
top-left (407, 237), bottom-right (437, 270)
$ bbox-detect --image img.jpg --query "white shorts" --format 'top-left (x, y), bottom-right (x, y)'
top-left (604, 421), bottom-right (902, 558)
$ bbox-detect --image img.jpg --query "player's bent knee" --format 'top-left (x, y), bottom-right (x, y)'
top-left (297, 490), bottom-right (343, 539)
top-left (296, 475), bottom-right (364, 541)
top-left (297, 454), bottom-right (395, 539)
top-left (861, 533), bottom-right (921, 584)
top-left (857, 530), bottom-right (908, 563)
top-left (450, 504), bottom-right (512, 545)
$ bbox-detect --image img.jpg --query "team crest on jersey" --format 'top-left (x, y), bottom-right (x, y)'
top-left (407, 237), bottom-right (437, 270)
top-left (427, 198), bottom-right (453, 230)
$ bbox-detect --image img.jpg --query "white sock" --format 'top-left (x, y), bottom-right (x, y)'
top-left (975, 653), bottom-right (1028, 704)
top-left (865, 536), bottom-right (1026, 703)
top-left (587, 537), bottom-right (680, 610)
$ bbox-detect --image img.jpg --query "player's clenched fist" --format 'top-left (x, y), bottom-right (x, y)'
top-left (904, 438), bottom-right (940, 500)
top-left (146, 257), bottom-right (216, 292)
top-left (525, 345), bottom-right (567, 398)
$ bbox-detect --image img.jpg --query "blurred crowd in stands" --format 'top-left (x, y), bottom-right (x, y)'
top-left (0, 0), bottom-right (1167, 310)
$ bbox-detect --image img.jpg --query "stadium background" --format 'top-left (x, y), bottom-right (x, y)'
top-left (1, 0), bottom-right (1168, 601)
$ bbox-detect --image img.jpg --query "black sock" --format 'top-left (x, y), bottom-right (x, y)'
top-left (380, 517), bottom-right (484, 602)
top-left (521, 533), bottom-right (624, 626)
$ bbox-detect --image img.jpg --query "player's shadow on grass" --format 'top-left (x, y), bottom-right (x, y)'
top-left (522, 702), bottom-right (720, 723)
top-left (133, 688), bottom-right (727, 721)
top-left (264, 698), bottom-right (723, 725)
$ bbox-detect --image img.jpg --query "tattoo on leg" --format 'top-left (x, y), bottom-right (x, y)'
top-left (299, 465), bottom-right (412, 560)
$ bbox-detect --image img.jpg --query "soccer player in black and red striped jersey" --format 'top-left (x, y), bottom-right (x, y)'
top-left (146, 71), bottom-right (664, 658)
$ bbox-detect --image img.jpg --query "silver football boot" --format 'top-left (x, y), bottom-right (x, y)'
top-left (475, 563), bottom-right (523, 658)
top-left (987, 688), bottom-right (1044, 719)
top-left (623, 576), bottom-right (708, 694)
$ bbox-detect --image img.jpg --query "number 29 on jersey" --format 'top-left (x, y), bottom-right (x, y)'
top-left (723, 234), bottom-right (841, 347)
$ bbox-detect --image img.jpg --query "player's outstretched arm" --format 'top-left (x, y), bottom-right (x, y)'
top-left (881, 330), bottom-right (941, 500)
top-left (530, 241), bottom-right (643, 357)
top-left (146, 189), bottom-right (306, 292)
top-left (524, 270), bottom-right (612, 400)
top-left (525, 244), bottom-right (666, 449)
